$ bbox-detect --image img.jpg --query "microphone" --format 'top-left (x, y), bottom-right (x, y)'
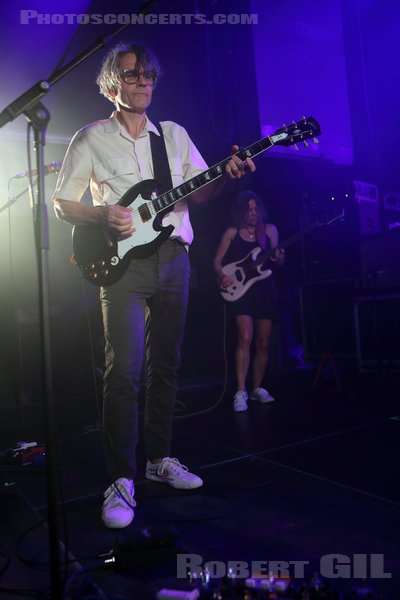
top-left (12, 161), bottom-right (62, 179)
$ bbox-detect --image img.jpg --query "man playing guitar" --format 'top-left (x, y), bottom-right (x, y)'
top-left (53, 42), bottom-right (255, 529)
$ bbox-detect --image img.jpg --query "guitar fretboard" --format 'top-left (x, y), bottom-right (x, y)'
top-left (150, 116), bottom-right (321, 214)
top-left (151, 136), bottom-right (276, 214)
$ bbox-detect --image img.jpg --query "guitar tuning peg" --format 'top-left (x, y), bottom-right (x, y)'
top-left (313, 137), bottom-right (319, 144)
top-left (292, 120), bottom-right (297, 125)
top-left (294, 144), bottom-right (299, 151)
top-left (302, 115), bottom-right (306, 121)
top-left (282, 122), bottom-right (287, 129)
top-left (303, 140), bottom-right (309, 148)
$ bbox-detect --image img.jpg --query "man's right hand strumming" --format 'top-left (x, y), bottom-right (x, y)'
top-left (53, 198), bottom-right (135, 240)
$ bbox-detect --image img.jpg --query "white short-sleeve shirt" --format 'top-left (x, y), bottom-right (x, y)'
top-left (53, 113), bottom-right (208, 245)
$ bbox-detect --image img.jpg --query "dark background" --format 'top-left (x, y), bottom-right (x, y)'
top-left (0, 0), bottom-right (399, 407)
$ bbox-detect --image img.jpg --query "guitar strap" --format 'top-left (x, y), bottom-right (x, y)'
top-left (149, 123), bottom-right (174, 212)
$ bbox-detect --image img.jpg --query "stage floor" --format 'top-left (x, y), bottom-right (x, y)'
top-left (1, 367), bottom-right (399, 599)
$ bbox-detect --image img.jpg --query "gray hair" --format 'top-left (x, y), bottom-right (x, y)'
top-left (96, 42), bottom-right (161, 103)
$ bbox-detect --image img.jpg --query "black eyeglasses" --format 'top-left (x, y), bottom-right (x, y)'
top-left (119, 69), bottom-right (156, 85)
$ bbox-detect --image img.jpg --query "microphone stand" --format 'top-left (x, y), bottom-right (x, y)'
top-left (0, 2), bottom-right (157, 597)
top-left (1, 184), bottom-right (33, 214)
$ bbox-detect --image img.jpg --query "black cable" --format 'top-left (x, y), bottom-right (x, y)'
top-left (3, 180), bottom-right (26, 450)
top-left (49, 0), bottom-right (103, 78)
top-left (62, 568), bottom-right (87, 599)
top-left (26, 124), bottom-right (35, 205)
top-left (0, 465), bottom-right (44, 472)
top-left (56, 296), bottom-right (229, 440)
top-left (58, 475), bottom-right (71, 592)
top-left (0, 586), bottom-right (51, 598)
top-left (0, 126), bottom-right (38, 452)
top-left (172, 302), bottom-right (230, 421)
top-left (140, 492), bottom-right (237, 523)
top-left (0, 545), bottom-right (10, 578)
top-left (16, 518), bottom-right (48, 569)
top-left (80, 278), bottom-right (103, 431)
top-left (203, 1), bottom-right (235, 143)
top-left (140, 469), bottom-right (280, 498)
top-left (0, 124), bottom-right (40, 457)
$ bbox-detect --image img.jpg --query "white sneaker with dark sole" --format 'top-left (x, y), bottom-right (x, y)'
top-left (102, 477), bottom-right (136, 529)
top-left (250, 387), bottom-right (275, 403)
top-left (233, 390), bottom-right (248, 412)
top-left (145, 457), bottom-right (203, 489)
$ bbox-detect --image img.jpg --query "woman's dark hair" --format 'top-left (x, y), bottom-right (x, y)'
top-left (232, 190), bottom-right (268, 228)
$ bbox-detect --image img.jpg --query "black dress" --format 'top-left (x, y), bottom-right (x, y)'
top-left (222, 231), bottom-right (279, 320)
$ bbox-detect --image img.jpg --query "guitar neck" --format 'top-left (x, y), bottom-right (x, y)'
top-left (151, 134), bottom-right (286, 214)
top-left (255, 218), bottom-right (331, 266)
top-left (151, 116), bottom-right (321, 215)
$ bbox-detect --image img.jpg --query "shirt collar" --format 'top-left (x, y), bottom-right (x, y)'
top-left (104, 112), bottom-right (160, 137)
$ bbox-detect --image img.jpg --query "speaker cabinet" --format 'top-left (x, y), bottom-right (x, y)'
top-left (354, 294), bottom-right (400, 371)
top-left (360, 232), bottom-right (400, 291)
top-left (300, 279), bottom-right (357, 359)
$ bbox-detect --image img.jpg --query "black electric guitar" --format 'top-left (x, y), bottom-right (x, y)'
top-left (220, 210), bottom-right (344, 302)
top-left (72, 116), bottom-right (321, 286)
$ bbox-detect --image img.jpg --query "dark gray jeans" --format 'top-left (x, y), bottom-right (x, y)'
top-left (100, 239), bottom-right (190, 481)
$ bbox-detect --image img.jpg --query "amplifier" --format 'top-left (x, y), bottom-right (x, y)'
top-left (360, 232), bottom-right (400, 291)
top-left (354, 293), bottom-right (400, 371)
top-left (299, 279), bottom-right (357, 359)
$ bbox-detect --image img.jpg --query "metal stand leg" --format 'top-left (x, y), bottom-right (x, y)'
top-left (311, 351), bottom-right (342, 392)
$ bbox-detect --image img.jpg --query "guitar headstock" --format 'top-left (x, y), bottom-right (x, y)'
top-left (270, 116), bottom-right (321, 148)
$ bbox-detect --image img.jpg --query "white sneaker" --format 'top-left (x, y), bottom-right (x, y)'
top-left (233, 390), bottom-right (248, 412)
top-left (250, 387), bottom-right (275, 403)
top-left (101, 477), bottom-right (136, 529)
top-left (145, 457), bottom-right (203, 489)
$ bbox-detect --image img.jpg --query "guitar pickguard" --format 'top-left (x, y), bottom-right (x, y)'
top-left (221, 248), bottom-right (272, 302)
